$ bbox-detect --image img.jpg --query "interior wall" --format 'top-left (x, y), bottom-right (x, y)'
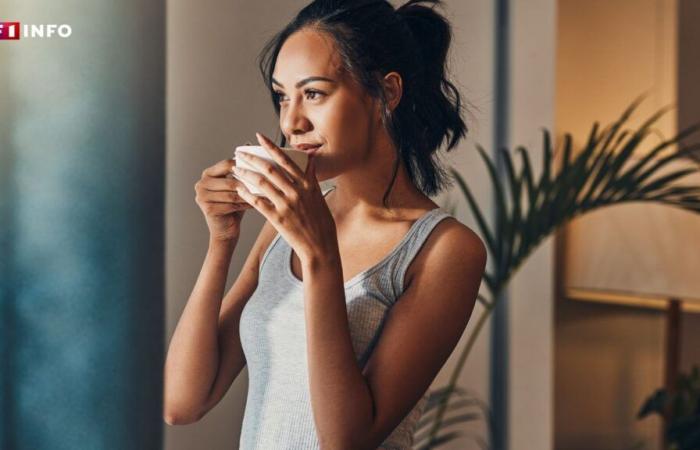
top-left (556, 302), bottom-right (700, 449)
top-left (554, 0), bottom-right (669, 447)
top-left (165, 1), bottom-right (304, 448)
top-left (165, 1), bottom-right (497, 449)
top-left (678, 0), bottom-right (700, 150)
top-left (554, 0), bottom-right (700, 448)
top-left (507, 0), bottom-right (557, 448)
top-left (429, 0), bottom-right (496, 447)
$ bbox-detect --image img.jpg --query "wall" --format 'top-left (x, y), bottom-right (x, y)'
top-left (428, 0), bottom-right (496, 447)
top-left (678, 0), bottom-right (700, 150)
top-left (165, 1), bottom-right (301, 448)
top-left (554, 0), bottom-right (700, 448)
top-left (507, 0), bottom-right (557, 448)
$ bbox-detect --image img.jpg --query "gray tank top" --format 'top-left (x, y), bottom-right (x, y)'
top-left (239, 186), bottom-right (454, 449)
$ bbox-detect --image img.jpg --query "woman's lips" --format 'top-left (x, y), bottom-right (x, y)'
top-left (303, 144), bottom-right (322, 155)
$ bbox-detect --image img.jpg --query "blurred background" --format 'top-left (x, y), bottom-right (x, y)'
top-left (1, 0), bottom-right (698, 449)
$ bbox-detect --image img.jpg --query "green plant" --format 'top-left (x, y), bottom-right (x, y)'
top-left (638, 365), bottom-right (700, 450)
top-left (414, 386), bottom-right (492, 450)
top-left (412, 95), bottom-right (700, 449)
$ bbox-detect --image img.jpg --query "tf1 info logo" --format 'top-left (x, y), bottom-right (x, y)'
top-left (0, 22), bottom-right (73, 40)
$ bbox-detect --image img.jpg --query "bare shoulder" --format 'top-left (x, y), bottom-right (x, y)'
top-left (441, 218), bottom-right (487, 255)
top-left (358, 217), bottom-right (487, 446)
top-left (405, 216), bottom-right (487, 289)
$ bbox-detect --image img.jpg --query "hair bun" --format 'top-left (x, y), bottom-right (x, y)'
top-left (396, 0), bottom-right (449, 80)
top-left (396, 0), bottom-right (442, 15)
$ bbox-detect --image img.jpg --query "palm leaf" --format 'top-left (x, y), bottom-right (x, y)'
top-left (476, 144), bottom-right (509, 271)
top-left (450, 168), bottom-right (496, 257)
top-left (415, 399), bottom-right (482, 431)
top-left (421, 385), bottom-right (468, 411)
top-left (416, 98), bottom-right (700, 449)
top-left (414, 431), bottom-right (465, 450)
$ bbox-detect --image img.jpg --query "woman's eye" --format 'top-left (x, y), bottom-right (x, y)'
top-left (273, 90), bottom-right (324, 104)
top-left (304, 90), bottom-right (324, 100)
top-left (273, 91), bottom-right (288, 103)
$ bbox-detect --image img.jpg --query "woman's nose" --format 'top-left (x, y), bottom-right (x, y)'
top-left (280, 101), bottom-right (312, 136)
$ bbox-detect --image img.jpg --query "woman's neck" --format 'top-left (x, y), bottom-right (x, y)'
top-left (325, 159), bottom-right (438, 225)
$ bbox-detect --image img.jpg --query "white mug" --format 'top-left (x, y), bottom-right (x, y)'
top-left (233, 145), bottom-right (310, 196)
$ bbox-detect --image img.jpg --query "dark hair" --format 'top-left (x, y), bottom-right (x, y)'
top-left (257, 0), bottom-right (468, 206)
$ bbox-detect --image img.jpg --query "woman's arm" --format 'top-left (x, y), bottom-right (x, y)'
top-left (163, 237), bottom-right (237, 425)
top-left (302, 221), bottom-right (486, 449)
top-left (163, 220), bottom-right (278, 425)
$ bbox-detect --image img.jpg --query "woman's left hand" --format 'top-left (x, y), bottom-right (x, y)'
top-left (233, 132), bottom-right (338, 265)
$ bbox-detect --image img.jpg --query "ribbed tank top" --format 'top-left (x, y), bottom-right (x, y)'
top-left (238, 186), bottom-right (454, 449)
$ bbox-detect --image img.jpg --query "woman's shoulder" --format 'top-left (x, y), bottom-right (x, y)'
top-left (405, 214), bottom-right (487, 287)
top-left (421, 214), bottom-right (485, 257)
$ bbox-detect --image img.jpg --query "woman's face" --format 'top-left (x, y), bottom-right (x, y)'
top-left (272, 28), bottom-right (380, 181)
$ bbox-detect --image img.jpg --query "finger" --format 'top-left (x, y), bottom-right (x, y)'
top-left (201, 176), bottom-right (246, 192)
top-left (235, 182), bottom-right (274, 218)
top-left (232, 165), bottom-right (287, 208)
top-left (204, 202), bottom-right (249, 216)
top-left (256, 132), bottom-right (305, 181)
top-left (236, 151), bottom-right (296, 199)
top-left (200, 190), bottom-right (246, 204)
top-left (203, 158), bottom-right (237, 178)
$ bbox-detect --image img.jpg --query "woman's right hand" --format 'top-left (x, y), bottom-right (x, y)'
top-left (195, 158), bottom-right (253, 242)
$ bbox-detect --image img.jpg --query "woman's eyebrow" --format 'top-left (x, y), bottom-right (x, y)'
top-left (271, 76), bottom-right (336, 89)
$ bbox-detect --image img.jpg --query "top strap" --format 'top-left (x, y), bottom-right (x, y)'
top-left (392, 208), bottom-right (454, 297)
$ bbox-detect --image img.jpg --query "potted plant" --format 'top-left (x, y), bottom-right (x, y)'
top-left (638, 365), bottom-right (700, 450)
top-left (414, 96), bottom-right (700, 449)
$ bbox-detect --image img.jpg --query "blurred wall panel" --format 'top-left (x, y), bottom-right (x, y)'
top-left (508, 0), bottom-right (556, 448)
top-left (554, 0), bottom-right (672, 447)
top-left (555, 0), bottom-right (700, 448)
top-left (0, 1), bottom-right (165, 449)
top-left (426, 0), bottom-right (497, 447)
top-left (678, 0), bottom-right (700, 151)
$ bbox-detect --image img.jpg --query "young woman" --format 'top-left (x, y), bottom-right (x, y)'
top-left (164, 0), bottom-right (487, 449)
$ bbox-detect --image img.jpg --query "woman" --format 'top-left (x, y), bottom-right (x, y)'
top-left (164, 0), bottom-right (487, 449)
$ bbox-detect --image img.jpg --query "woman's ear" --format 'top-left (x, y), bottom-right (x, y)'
top-left (382, 71), bottom-right (403, 112)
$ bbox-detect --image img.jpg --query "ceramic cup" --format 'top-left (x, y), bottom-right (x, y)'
top-left (233, 145), bottom-right (310, 196)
